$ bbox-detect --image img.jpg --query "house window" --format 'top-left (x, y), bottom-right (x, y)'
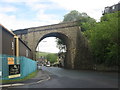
top-left (105, 7), bottom-right (109, 13)
top-left (12, 42), bottom-right (14, 50)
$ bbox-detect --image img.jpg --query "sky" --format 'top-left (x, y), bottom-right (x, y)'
top-left (0, 0), bottom-right (119, 53)
top-left (36, 37), bottom-right (60, 53)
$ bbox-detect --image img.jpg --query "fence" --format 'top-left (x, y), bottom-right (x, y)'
top-left (0, 54), bottom-right (37, 80)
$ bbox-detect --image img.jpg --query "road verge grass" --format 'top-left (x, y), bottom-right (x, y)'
top-left (0, 70), bottom-right (38, 84)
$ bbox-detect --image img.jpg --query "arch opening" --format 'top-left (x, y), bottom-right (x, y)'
top-left (35, 32), bottom-right (70, 68)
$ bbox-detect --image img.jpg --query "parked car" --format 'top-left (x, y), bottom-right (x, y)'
top-left (46, 64), bottom-right (50, 67)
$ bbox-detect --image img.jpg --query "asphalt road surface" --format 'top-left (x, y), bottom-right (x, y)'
top-left (8, 66), bottom-right (119, 88)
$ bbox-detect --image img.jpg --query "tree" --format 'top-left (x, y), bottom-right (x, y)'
top-left (85, 11), bottom-right (119, 66)
top-left (56, 38), bottom-right (66, 53)
top-left (63, 10), bottom-right (81, 22)
top-left (63, 10), bottom-right (96, 31)
top-left (46, 53), bottom-right (57, 63)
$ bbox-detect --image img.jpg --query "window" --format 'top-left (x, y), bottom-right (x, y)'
top-left (105, 7), bottom-right (109, 13)
top-left (12, 42), bottom-right (14, 50)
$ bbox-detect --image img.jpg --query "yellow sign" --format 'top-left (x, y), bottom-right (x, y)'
top-left (8, 74), bottom-right (21, 78)
top-left (8, 57), bottom-right (14, 65)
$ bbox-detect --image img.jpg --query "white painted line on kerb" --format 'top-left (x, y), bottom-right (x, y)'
top-left (0, 75), bottom-right (51, 88)
top-left (11, 83), bottom-right (25, 86)
top-left (0, 83), bottom-right (25, 88)
top-left (0, 84), bottom-right (11, 88)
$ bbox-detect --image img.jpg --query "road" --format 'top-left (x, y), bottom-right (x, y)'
top-left (8, 67), bottom-right (119, 88)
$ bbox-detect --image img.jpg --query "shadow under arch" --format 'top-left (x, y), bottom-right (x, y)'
top-left (35, 32), bottom-right (71, 68)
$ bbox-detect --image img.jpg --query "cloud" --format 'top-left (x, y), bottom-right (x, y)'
top-left (36, 10), bottom-right (60, 23)
top-left (1, 0), bottom-right (47, 3)
top-left (0, 13), bottom-right (16, 30)
top-left (25, 2), bottom-right (61, 25)
top-left (0, 13), bottom-right (46, 30)
top-left (25, 2), bottom-right (49, 11)
top-left (0, 6), bottom-right (17, 13)
top-left (0, 12), bottom-right (60, 30)
top-left (0, 0), bottom-right (60, 30)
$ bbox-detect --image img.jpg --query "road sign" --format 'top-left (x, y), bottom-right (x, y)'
top-left (8, 57), bottom-right (14, 65)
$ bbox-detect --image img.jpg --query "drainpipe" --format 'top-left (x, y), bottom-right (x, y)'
top-left (14, 36), bottom-right (19, 64)
top-left (14, 36), bottom-right (19, 57)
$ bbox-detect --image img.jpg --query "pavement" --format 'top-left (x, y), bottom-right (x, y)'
top-left (0, 69), bottom-right (50, 88)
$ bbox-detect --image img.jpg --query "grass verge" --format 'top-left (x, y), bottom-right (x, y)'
top-left (0, 70), bottom-right (38, 84)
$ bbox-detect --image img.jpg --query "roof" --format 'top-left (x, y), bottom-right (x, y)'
top-left (0, 24), bottom-right (16, 36)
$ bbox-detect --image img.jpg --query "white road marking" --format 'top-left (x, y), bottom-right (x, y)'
top-left (0, 74), bottom-right (50, 88)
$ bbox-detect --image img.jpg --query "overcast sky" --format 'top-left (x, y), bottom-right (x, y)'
top-left (0, 0), bottom-right (119, 53)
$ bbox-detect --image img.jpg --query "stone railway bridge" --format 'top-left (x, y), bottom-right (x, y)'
top-left (14, 21), bottom-right (93, 69)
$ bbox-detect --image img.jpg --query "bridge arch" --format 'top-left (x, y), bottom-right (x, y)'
top-left (34, 31), bottom-right (76, 69)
